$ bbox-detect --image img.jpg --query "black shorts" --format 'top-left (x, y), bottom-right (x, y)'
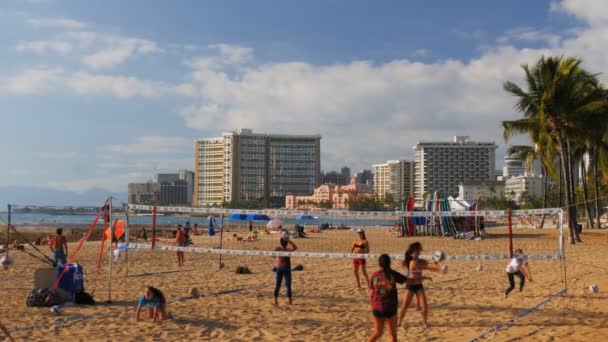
top-left (406, 284), bottom-right (424, 293)
top-left (372, 309), bottom-right (397, 318)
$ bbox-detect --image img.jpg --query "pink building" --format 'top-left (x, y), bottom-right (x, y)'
top-left (285, 177), bottom-right (373, 210)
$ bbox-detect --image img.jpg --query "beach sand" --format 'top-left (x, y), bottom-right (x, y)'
top-left (1, 227), bottom-right (607, 341)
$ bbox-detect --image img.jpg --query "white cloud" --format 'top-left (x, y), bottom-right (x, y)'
top-left (2, 67), bottom-right (63, 94)
top-left (102, 136), bottom-right (193, 154)
top-left (211, 43), bottom-right (253, 64)
top-left (82, 35), bottom-right (163, 69)
top-left (65, 72), bottom-right (171, 97)
top-left (412, 48), bottom-right (431, 57)
top-left (497, 28), bottom-right (561, 47)
top-left (551, 0), bottom-right (608, 23)
top-left (16, 40), bottom-right (72, 55)
top-left (39, 152), bottom-right (79, 160)
top-left (26, 17), bottom-right (88, 29)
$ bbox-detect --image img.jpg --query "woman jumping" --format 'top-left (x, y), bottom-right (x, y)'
top-left (368, 254), bottom-right (409, 342)
top-left (505, 248), bottom-right (532, 297)
top-left (274, 237), bottom-right (297, 305)
top-left (398, 242), bottom-right (445, 329)
top-left (351, 228), bottom-right (370, 289)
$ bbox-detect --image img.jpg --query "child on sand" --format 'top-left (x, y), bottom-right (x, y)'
top-left (135, 287), bottom-right (168, 322)
top-left (273, 237), bottom-right (297, 305)
top-left (505, 248), bottom-right (532, 297)
top-left (49, 228), bottom-right (68, 266)
top-left (367, 254), bottom-right (409, 342)
top-left (398, 242), bottom-right (446, 329)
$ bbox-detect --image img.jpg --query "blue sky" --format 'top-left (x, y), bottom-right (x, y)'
top-left (0, 0), bottom-right (605, 193)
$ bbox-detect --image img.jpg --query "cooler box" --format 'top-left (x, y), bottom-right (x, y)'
top-left (56, 263), bottom-right (84, 299)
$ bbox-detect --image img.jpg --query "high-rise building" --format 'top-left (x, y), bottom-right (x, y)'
top-left (194, 128), bottom-right (321, 207)
top-left (413, 136), bottom-right (497, 200)
top-left (341, 166), bottom-right (351, 183)
top-left (179, 169), bottom-right (194, 205)
top-left (373, 160), bottom-right (415, 203)
top-left (322, 171), bottom-right (346, 185)
top-left (128, 182), bottom-right (159, 205)
top-left (503, 154), bottom-right (525, 178)
top-left (355, 169), bottom-right (374, 186)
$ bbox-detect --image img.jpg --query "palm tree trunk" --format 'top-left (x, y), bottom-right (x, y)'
top-left (566, 139), bottom-right (582, 242)
top-left (559, 141), bottom-right (577, 244)
top-left (558, 162), bottom-right (563, 208)
top-left (593, 147), bottom-right (602, 229)
top-left (581, 158), bottom-right (594, 228)
top-left (539, 164), bottom-right (548, 229)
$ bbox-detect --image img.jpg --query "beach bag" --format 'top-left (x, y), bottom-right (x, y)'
top-left (74, 290), bottom-right (95, 305)
top-left (235, 266), bottom-right (251, 274)
top-left (26, 288), bottom-right (64, 307)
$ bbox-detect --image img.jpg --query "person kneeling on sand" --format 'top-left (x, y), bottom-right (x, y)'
top-left (136, 287), bottom-right (168, 322)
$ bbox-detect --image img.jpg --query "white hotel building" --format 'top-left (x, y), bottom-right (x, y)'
top-left (413, 136), bottom-right (497, 201)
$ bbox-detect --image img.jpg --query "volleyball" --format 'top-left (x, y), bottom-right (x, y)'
top-left (476, 265), bottom-right (484, 272)
top-left (589, 285), bottom-right (599, 293)
top-left (51, 305), bottom-right (62, 315)
top-left (0, 256), bottom-right (13, 270)
top-left (441, 265), bottom-right (448, 273)
top-left (432, 250), bottom-right (446, 262)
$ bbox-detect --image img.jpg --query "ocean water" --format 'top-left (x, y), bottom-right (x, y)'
top-left (0, 213), bottom-right (398, 228)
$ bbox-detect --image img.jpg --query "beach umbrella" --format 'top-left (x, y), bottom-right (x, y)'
top-left (267, 218), bottom-right (283, 229)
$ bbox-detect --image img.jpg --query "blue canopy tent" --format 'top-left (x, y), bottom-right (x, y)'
top-left (246, 214), bottom-right (270, 221)
top-left (296, 215), bottom-right (315, 220)
top-left (229, 213), bottom-right (247, 221)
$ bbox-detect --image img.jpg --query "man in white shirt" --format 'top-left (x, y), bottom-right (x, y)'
top-left (505, 248), bottom-right (533, 297)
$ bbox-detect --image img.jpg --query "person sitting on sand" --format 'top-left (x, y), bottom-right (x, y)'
top-left (246, 232), bottom-right (259, 242)
top-left (228, 233), bottom-right (243, 242)
top-left (135, 286), bottom-right (168, 323)
top-left (49, 228), bottom-right (68, 266)
top-left (398, 242), bottom-right (446, 329)
top-left (505, 248), bottom-right (532, 297)
top-left (368, 254), bottom-right (409, 342)
top-left (351, 228), bottom-right (370, 289)
top-left (175, 227), bottom-right (187, 267)
top-left (193, 223), bottom-right (200, 236)
top-left (274, 237), bottom-right (297, 305)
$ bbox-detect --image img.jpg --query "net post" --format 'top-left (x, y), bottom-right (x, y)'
top-left (107, 197), bottom-right (113, 304)
top-left (151, 205), bottom-right (157, 249)
top-left (218, 214), bottom-right (224, 270)
top-left (6, 204), bottom-right (11, 257)
top-left (508, 209), bottom-right (513, 257)
top-left (123, 203), bottom-right (130, 279)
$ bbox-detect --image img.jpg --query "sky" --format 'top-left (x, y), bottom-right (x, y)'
top-left (1, 0), bottom-right (607, 194)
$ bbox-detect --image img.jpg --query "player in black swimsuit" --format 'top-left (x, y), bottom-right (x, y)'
top-left (398, 242), bottom-right (445, 329)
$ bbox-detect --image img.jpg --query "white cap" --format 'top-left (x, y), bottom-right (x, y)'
top-left (356, 228), bottom-right (364, 233)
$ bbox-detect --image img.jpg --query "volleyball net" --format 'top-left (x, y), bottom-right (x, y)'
top-left (125, 204), bottom-right (565, 266)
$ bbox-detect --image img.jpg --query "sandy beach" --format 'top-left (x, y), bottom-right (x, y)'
top-left (1, 226), bottom-right (607, 341)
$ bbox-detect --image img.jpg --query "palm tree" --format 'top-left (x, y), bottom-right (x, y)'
top-left (503, 56), bottom-right (607, 244)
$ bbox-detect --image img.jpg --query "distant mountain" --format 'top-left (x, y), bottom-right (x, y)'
top-left (0, 186), bottom-right (127, 209)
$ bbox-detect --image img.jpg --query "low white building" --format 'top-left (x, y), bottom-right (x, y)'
top-left (458, 180), bottom-right (505, 201)
top-left (505, 174), bottom-right (545, 204)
